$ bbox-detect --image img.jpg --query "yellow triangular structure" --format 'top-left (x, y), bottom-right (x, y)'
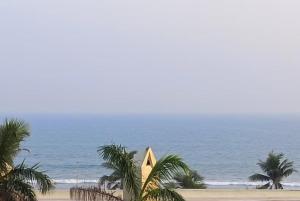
top-left (123, 147), bottom-right (156, 201)
top-left (140, 147), bottom-right (156, 186)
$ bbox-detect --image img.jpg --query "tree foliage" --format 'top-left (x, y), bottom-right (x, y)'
top-left (99, 150), bottom-right (137, 189)
top-left (249, 151), bottom-right (296, 189)
top-left (98, 144), bottom-right (190, 201)
top-left (170, 170), bottom-right (206, 189)
top-left (0, 119), bottom-right (54, 201)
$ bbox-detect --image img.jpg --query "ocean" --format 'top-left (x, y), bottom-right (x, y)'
top-left (4, 114), bottom-right (300, 189)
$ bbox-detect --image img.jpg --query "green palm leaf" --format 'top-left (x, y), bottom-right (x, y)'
top-left (141, 155), bottom-right (189, 195)
top-left (283, 168), bottom-right (296, 177)
top-left (257, 182), bottom-right (270, 189)
top-left (172, 170), bottom-right (206, 189)
top-left (7, 162), bottom-right (54, 194)
top-left (0, 119), bottom-right (54, 200)
top-left (249, 173), bottom-right (270, 182)
top-left (142, 188), bottom-right (185, 201)
top-left (0, 177), bottom-right (36, 201)
top-left (98, 144), bottom-right (191, 201)
top-left (0, 119), bottom-right (29, 172)
top-left (249, 151), bottom-right (296, 190)
top-left (98, 144), bottom-right (140, 198)
top-left (101, 162), bottom-right (119, 170)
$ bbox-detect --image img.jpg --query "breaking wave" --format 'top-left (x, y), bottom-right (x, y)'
top-left (53, 179), bottom-right (300, 187)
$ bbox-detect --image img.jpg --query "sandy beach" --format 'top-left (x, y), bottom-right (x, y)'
top-left (37, 189), bottom-right (300, 201)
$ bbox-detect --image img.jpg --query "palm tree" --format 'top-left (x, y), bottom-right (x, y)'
top-left (249, 151), bottom-right (296, 189)
top-left (99, 150), bottom-right (137, 190)
top-left (170, 170), bottom-right (206, 189)
top-left (0, 119), bottom-right (54, 201)
top-left (98, 144), bottom-right (190, 201)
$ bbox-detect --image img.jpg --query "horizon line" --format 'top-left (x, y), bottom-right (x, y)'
top-left (1, 112), bottom-right (300, 117)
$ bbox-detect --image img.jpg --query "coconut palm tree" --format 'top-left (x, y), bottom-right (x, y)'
top-left (249, 151), bottom-right (296, 189)
top-left (99, 150), bottom-right (137, 189)
top-left (0, 119), bottom-right (54, 201)
top-left (170, 170), bottom-right (206, 189)
top-left (98, 144), bottom-right (190, 201)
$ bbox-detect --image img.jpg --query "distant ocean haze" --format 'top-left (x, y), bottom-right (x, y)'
top-left (5, 114), bottom-right (300, 189)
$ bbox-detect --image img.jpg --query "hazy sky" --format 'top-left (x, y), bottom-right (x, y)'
top-left (1, 0), bottom-right (300, 114)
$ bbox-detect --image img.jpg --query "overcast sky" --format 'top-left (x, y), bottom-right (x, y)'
top-left (1, 0), bottom-right (300, 114)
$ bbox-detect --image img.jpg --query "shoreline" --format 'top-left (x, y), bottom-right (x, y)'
top-left (38, 189), bottom-right (300, 201)
top-left (52, 182), bottom-right (300, 191)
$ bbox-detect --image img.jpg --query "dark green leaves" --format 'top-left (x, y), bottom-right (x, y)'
top-left (99, 144), bottom-right (190, 201)
top-left (142, 155), bottom-right (189, 193)
top-left (171, 170), bottom-right (206, 189)
top-left (0, 119), bottom-right (29, 172)
top-left (249, 173), bottom-right (270, 182)
top-left (8, 162), bottom-right (54, 194)
top-left (98, 144), bottom-right (140, 199)
top-left (0, 119), bottom-right (54, 201)
top-left (142, 188), bottom-right (185, 201)
top-left (249, 151), bottom-right (296, 189)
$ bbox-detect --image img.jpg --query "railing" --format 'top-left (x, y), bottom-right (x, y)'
top-left (70, 187), bottom-right (123, 201)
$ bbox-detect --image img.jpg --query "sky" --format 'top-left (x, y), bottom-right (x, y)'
top-left (1, 0), bottom-right (300, 114)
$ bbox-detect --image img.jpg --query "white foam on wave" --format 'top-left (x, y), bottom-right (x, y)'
top-left (54, 179), bottom-right (98, 184)
top-left (205, 181), bottom-right (300, 187)
top-left (53, 179), bottom-right (300, 187)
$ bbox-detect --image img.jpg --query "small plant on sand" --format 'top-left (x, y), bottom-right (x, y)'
top-left (98, 144), bottom-right (190, 201)
top-left (0, 119), bottom-right (54, 201)
top-left (249, 151), bottom-right (296, 189)
top-left (167, 170), bottom-right (206, 189)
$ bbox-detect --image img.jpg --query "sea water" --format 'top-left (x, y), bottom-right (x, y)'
top-left (3, 114), bottom-right (300, 189)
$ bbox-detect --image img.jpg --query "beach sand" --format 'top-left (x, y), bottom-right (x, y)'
top-left (37, 189), bottom-right (300, 201)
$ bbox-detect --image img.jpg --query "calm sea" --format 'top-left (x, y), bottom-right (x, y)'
top-left (3, 114), bottom-right (300, 189)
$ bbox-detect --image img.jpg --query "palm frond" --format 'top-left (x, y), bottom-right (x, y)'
top-left (257, 160), bottom-right (268, 172)
top-left (0, 177), bottom-right (36, 201)
top-left (141, 155), bottom-right (189, 194)
top-left (128, 151), bottom-right (137, 159)
top-left (283, 168), bottom-right (296, 177)
top-left (109, 182), bottom-right (121, 190)
top-left (0, 119), bottom-right (54, 200)
top-left (279, 160), bottom-right (294, 172)
top-left (172, 170), bottom-right (206, 189)
top-left (0, 119), bottom-right (29, 171)
top-left (266, 152), bottom-right (283, 170)
top-left (190, 170), bottom-right (204, 181)
top-left (164, 182), bottom-right (180, 189)
top-left (7, 161), bottom-right (54, 194)
top-left (257, 182), bottom-right (270, 189)
top-left (249, 173), bottom-right (270, 182)
top-left (250, 151), bottom-right (296, 190)
top-left (142, 188), bottom-right (185, 201)
top-left (98, 144), bottom-right (139, 199)
top-left (101, 162), bottom-right (119, 170)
